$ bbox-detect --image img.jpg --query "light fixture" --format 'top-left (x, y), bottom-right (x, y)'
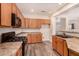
top-left (30, 9), bottom-right (34, 12)
top-left (58, 3), bottom-right (62, 5)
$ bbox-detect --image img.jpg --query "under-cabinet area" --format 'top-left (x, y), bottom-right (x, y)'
top-left (0, 3), bottom-right (79, 56)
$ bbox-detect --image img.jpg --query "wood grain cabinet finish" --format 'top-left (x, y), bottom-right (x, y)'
top-left (12, 3), bottom-right (17, 14)
top-left (24, 18), bottom-right (29, 28)
top-left (16, 46), bottom-right (22, 56)
top-left (52, 36), bottom-right (57, 50)
top-left (41, 19), bottom-right (50, 25)
top-left (52, 36), bottom-right (68, 56)
top-left (0, 3), bottom-right (12, 26)
top-left (29, 19), bottom-right (41, 29)
top-left (27, 32), bottom-right (42, 44)
top-left (16, 6), bottom-right (25, 28)
top-left (56, 37), bottom-right (64, 56)
top-left (21, 16), bottom-right (25, 28)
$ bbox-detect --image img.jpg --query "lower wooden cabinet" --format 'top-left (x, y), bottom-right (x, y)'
top-left (52, 36), bottom-right (57, 50)
top-left (56, 37), bottom-right (64, 55)
top-left (27, 32), bottom-right (42, 44)
top-left (52, 36), bottom-right (68, 56)
top-left (16, 46), bottom-right (22, 56)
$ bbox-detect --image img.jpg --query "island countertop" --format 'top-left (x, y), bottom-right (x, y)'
top-left (0, 42), bottom-right (22, 56)
top-left (64, 38), bottom-right (79, 53)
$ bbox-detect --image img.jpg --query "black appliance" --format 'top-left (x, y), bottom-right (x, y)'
top-left (11, 13), bottom-right (21, 28)
top-left (1, 32), bottom-right (27, 56)
top-left (71, 23), bottom-right (75, 29)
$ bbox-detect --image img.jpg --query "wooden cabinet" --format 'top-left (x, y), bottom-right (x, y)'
top-left (16, 5), bottom-right (25, 28)
top-left (16, 46), bottom-right (22, 56)
top-left (27, 32), bottom-right (42, 44)
top-left (21, 16), bottom-right (25, 28)
top-left (52, 36), bottom-right (68, 56)
top-left (24, 18), bottom-right (29, 28)
top-left (12, 3), bottom-right (17, 14)
top-left (52, 36), bottom-right (57, 50)
top-left (0, 3), bottom-right (12, 26)
top-left (23, 18), bottom-right (50, 29)
top-left (41, 19), bottom-right (50, 25)
top-left (29, 19), bottom-right (41, 29)
top-left (56, 37), bottom-right (64, 55)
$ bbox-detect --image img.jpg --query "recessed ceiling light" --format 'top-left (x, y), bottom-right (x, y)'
top-left (30, 9), bottom-right (34, 12)
top-left (58, 3), bottom-right (62, 5)
top-left (41, 10), bottom-right (46, 12)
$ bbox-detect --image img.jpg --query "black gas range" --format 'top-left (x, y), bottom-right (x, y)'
top-left (1, 32), bottom-right (27, 56)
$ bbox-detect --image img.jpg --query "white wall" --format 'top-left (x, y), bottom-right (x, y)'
top-left (57, 4), bottom-right (79, 31)
top-left (50, 16), bottom-right (56, 35)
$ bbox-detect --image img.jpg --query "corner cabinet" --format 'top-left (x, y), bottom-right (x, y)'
top-left (0, 3), bottom-right (12, 27)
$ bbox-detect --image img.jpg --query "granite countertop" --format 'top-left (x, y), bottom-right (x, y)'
top-left (59, 30), bottom-right (79, 34)
top-left (64, 38), bottom-right (79, 53)
top-left (16, 32), bottom-right (41, 37)
top-left (0, 42), bottom-right (22, 56)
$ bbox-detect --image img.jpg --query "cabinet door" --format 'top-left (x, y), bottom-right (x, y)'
top-left (64, 40), bottom-right (68, 56)
top-left (21, 16), bottom-right (25, 28)
top-left (12, 3), bottom-right (17, 14)
top-left (52, 36), bottom-right (57, 50)
top-left (29, 19), bottom-right (41, 29)
top-left (27, 34), bottom-right (32, 44)
top-left (36, 33), bottom-right (42, 42)
top-left (1, 3), bottom-right (12, 26)
top-left (57, 37), bottom-right (64, 56)
top-left (41, 19), bottom-right (50, 25)
top-left (29, 19), bottom-right (36, 28)
top-left (25, 18), bottom-right (29, 28)
top-left (27, 33), bottom-right (42, 44)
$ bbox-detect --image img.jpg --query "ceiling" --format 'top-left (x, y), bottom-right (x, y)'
top-left (16, 3), bottom-right (67, 18)
top-left (57, 4), bottom-right (79, 18)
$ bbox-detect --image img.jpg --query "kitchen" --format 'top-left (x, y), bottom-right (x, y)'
top-left (0, 3), bottom-right (79, 56)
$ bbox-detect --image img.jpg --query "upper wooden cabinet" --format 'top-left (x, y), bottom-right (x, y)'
top-left (24, 18), bottom-right (50, 29)
top-left (16, 5), bottom-right (25, 28)
top-left (12, 4), bottom-right (17, 14)
top-left (41, 19), bottom-right (50, 25)
top-left (29, 19), bottom-right (41, 29)
top-left (52, 36), bottom-right (68, 56)
top-left (21, 17), bottom-right (26, 28)
top-left (0, 3), bottom-right (12, 27)
top-left (25, 18), bottom-right (29, 28)
top-left (25, 18), bottom-right (41, 29)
